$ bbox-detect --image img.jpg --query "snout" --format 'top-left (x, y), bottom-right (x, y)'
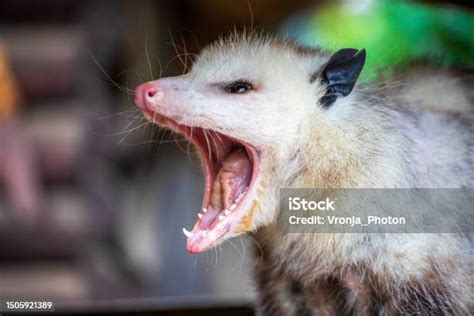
top-left (134, 82), bottom-right (161, 112)
top-left (134, 77), bottom-right (189, 123)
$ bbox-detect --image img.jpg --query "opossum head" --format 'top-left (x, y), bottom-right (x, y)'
top-left (135, 35), bottom-right (365, 253)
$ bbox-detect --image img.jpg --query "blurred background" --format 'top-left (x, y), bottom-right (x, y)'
top-left (0, 0), bottom-right (472, 314)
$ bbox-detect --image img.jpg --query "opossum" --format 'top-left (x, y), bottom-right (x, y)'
top-left (134, 34), bottom-right (473, 315)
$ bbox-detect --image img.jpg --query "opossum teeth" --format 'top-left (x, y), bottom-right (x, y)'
top-left (224, 209), bottom-right (231, 216)
top-left (202, 208), bottom-right (208, 214)
top-left (198, 213), bottom-right (203, 219)
top-left (236, 190), bottom-right (247, 203)
top-left (219, 214), bottom-right (226, 221)
top-left (229, 203), bottom-right (237, 211)
top-left (182, 227), bottom-right (192, 237)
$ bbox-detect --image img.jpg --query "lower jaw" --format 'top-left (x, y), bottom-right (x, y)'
top-left (185, 183), bottom-right (258, 253)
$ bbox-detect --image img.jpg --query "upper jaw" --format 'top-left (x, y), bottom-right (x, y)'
top-left (135, 82), bottom-right (261, 253)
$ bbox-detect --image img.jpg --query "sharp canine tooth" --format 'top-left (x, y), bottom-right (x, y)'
top-left (230, 204), bottom-right (236, 211)
top-left (219, 215), bottom-right (225, 221)
top-left (225, 209), bottom-right (231, 215)
top-left (182, 228), bottom-right (192, 237)
top-left (202, 208), bottom-right (208, 214)
top-left (198, 213), bottom-right (203, 219)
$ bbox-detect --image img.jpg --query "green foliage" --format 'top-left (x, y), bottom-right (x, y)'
top-left (299, 0), bottom-right (474, 83)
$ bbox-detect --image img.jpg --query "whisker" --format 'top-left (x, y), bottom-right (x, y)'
top-left (102, 115), bottom-right (145, 137)
top-left (187, 125), bottom-right (194, 158)
top-left (239, 237), bottom-right (246, 272)
top-left (118, 139), bottom-right (188, 146)
top-left (145, 32), bottom-right (155, 80)
top-left (164, 53), bottom-right (198, 76)
top-left (203, 129), bottom-right (213, 163)
top-left (155, 55), bottom-right (164, 79)
top-left (227, 238), bottom-right (244, 271)
top-left (180, 26), bottom-right (201, 51)
top-left (209, 131), bottom-right (225, 161)
top-left (180, 34), bottom-right (193, 75)
top-left (97, 109), bottom-right (138, 120)
top-left (99, 80), bottom-right (135, 95)
top-left (114, 121), bottom-right (150, 148)
top-left (246, 0), bottom-right (255, 34)
top-left (245, 233), bottom-right (264, 262)
top-left (213, 130), bottom-right (226, 149)
top-left (168, 29), bottom-right (187, 72)
top-left (90, 54), bottom-right (135, 94)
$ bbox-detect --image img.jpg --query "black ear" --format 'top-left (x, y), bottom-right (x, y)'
top-left (319, 48), bottom-right (366, 108)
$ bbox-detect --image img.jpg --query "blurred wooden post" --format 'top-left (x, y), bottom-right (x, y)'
top-left (0, 43), bottom-right (20, 120)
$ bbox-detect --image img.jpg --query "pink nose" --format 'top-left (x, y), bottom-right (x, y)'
top-left (134, 82), bottom-right (158, 111)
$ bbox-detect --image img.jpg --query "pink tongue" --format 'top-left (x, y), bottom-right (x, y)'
top-left (210, 148), bottom-right (252, 211)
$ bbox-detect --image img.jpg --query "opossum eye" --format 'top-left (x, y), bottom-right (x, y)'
top-left (225, 81), bottom-right (253, 94)
top-left (319, 48), bottom-right (366, 107)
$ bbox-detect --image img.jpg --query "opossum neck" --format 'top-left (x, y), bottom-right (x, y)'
top-left (292, 124), bottom-right (364, 189)
top-left (293, 101), bottom-right (413, 189)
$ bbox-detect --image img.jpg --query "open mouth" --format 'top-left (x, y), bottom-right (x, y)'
top-left (139, 109), bottom-right (260, 253)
